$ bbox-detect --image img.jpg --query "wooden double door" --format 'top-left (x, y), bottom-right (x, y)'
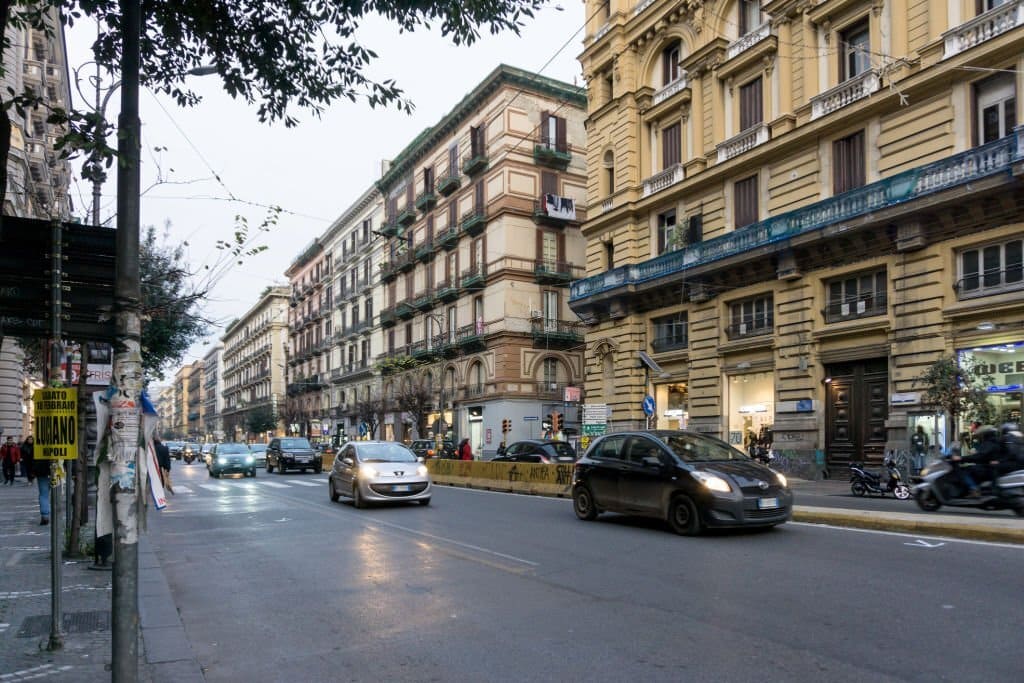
top-left (825, 359), bottom-right (889, 471)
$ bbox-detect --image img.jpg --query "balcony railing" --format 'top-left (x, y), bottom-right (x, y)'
top-left (436, 168), bottom-right (461, 196)
top-left (651, 334), bottom-right (688, 354)
top-left (414, 188), bottom-right (438, 213)
top-left (642, 163), bottom-right (685, 197)
top-left (460, 209), bottom-right (487, 237)
top-left (943, 0), bottom-right (1024, 59)
top-left (531, 319), bottom-right (583, 346)
top-left (396, 204), bottom-right (417, 226)
top-left (534, 381), bottom-right (570, 398)
top-left (462, 151), bottom-right (488, 176)
top-left (572, 135), bottom-right (1018, 303)
top-left (652, 74), bottom-right (689, 106)
top-left (437, 225), bottom-right (460, 250)
top-left (456, 321), bottom-right (489, 351)
top-left (824, 298), bottom-right (887, 324)
top-left (414, 290), bottom-right (434, 311)
top-left (379, 307), bottom-right (397, 328)
top-left (716, 123), bottom-right (770, 163)
top-left (726, 22), bottom-right (772, 61)
top-left (460, 264), bottom-right (487, 290)
top-left (534, 259), bottom-right (579, 285)
top-left (725, 317), bottom-right (774, 340)
top-left (435, 279), bottom-right (459, 302)
top-left (534, 137), bottom-right (571, 169)
top-left (416, 239), bottom-right (436, 262)
top-left (810, 70), bottom-right (880, 120)
top-left (395, 301), bottom-right (416, 320)
top-left (533, 194), bottom-right (578, 225)
top-left (433, 332), bottom-right (460, 358)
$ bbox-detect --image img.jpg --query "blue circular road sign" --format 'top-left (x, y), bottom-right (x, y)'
top-left (642, 395), bottom-right (655, 416)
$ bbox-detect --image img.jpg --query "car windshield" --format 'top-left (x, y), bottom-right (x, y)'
top-left (218, 443), bottom-right (250, 454)
top-left (661, 433), bottom-right (746, 462)
top-left (548, 442), bottom-right (576, 458)
top-left (357, 443), bottom-right (417, 463)
top-left (249, 444), bottom-right (267, 452)
top-left (280, 438), bottom-right (311, 449)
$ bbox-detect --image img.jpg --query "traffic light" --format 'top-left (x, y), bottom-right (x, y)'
top-left (543, 414), bottom-right (553, 432)
top-left (501, 418), bottom-right (511, 434)
top-left (553, 411), bottom-right (563, 433)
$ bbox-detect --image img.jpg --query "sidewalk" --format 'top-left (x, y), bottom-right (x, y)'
top-left (0, 476), bottom-right (203, 682)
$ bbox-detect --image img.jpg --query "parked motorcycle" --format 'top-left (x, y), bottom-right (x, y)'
top-left (750, 444), bottom-right (775, 467)
top-left (849, 456), bottom-right (911, 499)
top-left (912, 457), bottom-right (1024, 516)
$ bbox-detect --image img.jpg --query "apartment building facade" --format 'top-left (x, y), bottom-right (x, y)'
top-left (285, 247), bottom-right (333, 439)
top-left (572, 0), bottom-right (1024, 474)
top-left (202, 342), bottom-right (224, 441)
top-left (171, 364), bottom-right (192, 439)
top-left (374, 65), bottom-right (589, 454)
top-left (222, 286), bottom-right (290, 441)
top-left (185, 359), bottom-right (204, 438)
top-left (0, 9), bottom-right (74, 439)
top-left (325, 186), bottom-right (385, 441)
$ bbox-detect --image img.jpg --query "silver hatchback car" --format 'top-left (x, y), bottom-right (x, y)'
top-left (329, 441), bottom-right (431, 508)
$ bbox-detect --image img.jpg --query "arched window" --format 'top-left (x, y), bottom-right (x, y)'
top-left (603, 150), bottom-right (615, 197)
top-left (469, 362), bottom-right (485, 396)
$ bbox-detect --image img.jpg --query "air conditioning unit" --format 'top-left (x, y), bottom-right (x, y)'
top-left (529, 309), bottom-right (543, 320)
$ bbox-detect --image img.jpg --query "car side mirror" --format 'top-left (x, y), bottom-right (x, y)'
top-left (342, 457), bottom-right (354, 467)
top-left (642, 456), bottom-right (662, 468)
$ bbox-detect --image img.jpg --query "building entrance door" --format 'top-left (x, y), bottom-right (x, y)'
top-left (825, 359), bottom-right (889, 471)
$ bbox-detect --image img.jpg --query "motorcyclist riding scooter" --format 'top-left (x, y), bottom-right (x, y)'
top-left (912, 424), bottom-right (1024, 516)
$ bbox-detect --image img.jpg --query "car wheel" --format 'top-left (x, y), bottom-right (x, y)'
top-left (419, 497), bottom-right (431, 506)
top-left (329, 479), bottom-right (340, 502)
top-left (1014, 506), bottom-right (1024, 518)
top-left (893, 484), bottom-right (911, 500)
top-left (277, 464), bottom-right (286, 475)
top-left (352, 482), bottom-right (365, 509)
top-left (266, 462), bottom-right (273, 473)
top-left (915, 489), bottom-right (941, 512)
top-left (667, 495), bottom-right (701, 536)
top-left (249, 469), bottom-right (256, 478)
top-left (851, 481), bottom-right (867, 497)
top-left (213, 470), bottom-right (220, 479)
top-left (573, 486), bottom-right (598, 521)
top-left (207, 468), bottom-right (213, 478)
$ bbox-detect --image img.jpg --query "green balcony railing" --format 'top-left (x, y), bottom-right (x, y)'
top-left (437, 225), bottom-right (460, 250)
top-left (396, 205), bottom-right (417, 227)
top-left (460, 210), bottom-right (486, 237)
top-left (395, 301), bottom-right (416, 320)
top-left (533, 139), bottom-right (571, 169)
top-left (415, 239), bottom-right (436, 262)
top-left (531, 320), bottom-right (582, 346)
top-left (414, 189), bottom-right (438, 213)
top-left (462, 153), bottom-right (488, 176)
top-left (436, 169), bottom-right (461, 196)
top-left (571, 135), bottom-right (1018, 303)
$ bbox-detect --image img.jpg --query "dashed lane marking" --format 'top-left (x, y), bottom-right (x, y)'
top-left (0, 663), bottom-right (74, 680)
top-left (198, 484), bottom-right (229, 492)
top-left (174, 485), bottom-right (193, 494)
top-left (286, 479), bottom-right (320, 487)
top-left (310, 478), bottom-right (329, 484)
top-left (255, 481), bottom-right (290, 489)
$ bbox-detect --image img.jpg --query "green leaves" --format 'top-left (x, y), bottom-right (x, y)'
top-left (916, 354), bottom-right (995, 425)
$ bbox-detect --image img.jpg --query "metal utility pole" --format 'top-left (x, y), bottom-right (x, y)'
top-left (110, 0), bottom-right (142, 679)
top-left (47, 221), bottom-right (64, 652)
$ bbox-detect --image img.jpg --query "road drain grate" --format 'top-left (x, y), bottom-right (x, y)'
top-left (17, 610), bottom-right (111, 638)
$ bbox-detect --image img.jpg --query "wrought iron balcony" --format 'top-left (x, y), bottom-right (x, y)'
top-left (379, 260), bottom-right (398, 283)
top-left (531, 319), bottom-right (582, 347)
top-left (534, 138), bottom-right (571, 169)
top-left (456, 322), bottom-right (488, 351)
top-left (396, 204), bottom-right (417, 227)
top-left (415, 239), bottom-right (436, 262)
top-left (435, 279), bottom-right (459, 302)
top-left (460, 209), bottom-right (486, 237)
top-left (725, 317), bottom-right (774, 340)
top-left (397, 250), bottom-right (416, 273)
top-left (395, 301), bottom-right (417, 320)
top-left (380, 219), bottom-right (402, 238)
top-left (438, 225), bottom-right (460, 250)
top-left (460, 264), bottom-right (487, 290)
top-left (379, 307), bottom-right (397, 328)
top-left (436, 169), bottom-right (461, 196)
top-left (571, 135), bottom-right (1017, 305)
top-left (414, 189), bottom-right (438, 213)
top-left (533, 194), bottom-right (578, 226)
top-left (433, 332), bottom-right (460, 358)
top-left (413, 291), bottom-right (435, 311)
top-left (462, 152), bottom-right (488, 176)
top-left (534, 259), bottom-right (579, 286)
top-left (410, 340), bottom-right (438, 362)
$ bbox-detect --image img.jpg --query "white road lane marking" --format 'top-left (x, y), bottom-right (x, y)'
top-left (198, 484), bottom-right (229, 492)
top-left (175, 485), bottom-right (193, 494)
top-left (286, 479), bottom-right (320, 487)
top-left (310, 478), bottom-right (329, 484)
top-left (255, 481), bottom-right (290, 489)
top-left (365, 518), bottom-right (539, 567)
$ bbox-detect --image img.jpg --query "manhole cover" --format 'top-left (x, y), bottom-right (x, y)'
top-left (17, 610), bottom-right (111, 638)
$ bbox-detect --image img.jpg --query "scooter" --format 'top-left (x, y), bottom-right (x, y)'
top-left (912, 457), bottom-right (1024, 516)
top-left (850, 456), bottom-right (911, 499)
top-left (749, 444), bottom-right (775, 467)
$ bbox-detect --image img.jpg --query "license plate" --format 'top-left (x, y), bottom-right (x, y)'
top-left (393, 484), bottom-right (411, 492)
top-left (758, 497), bottom-right (779, 509)
top-left (295, 456), bottom-right (310, 463)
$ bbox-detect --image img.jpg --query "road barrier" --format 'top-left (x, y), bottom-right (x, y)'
top-left (426, 459), bottom-right (574, 497)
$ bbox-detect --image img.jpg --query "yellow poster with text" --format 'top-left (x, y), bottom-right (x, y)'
top-left (33, 387), bottom-right (78, 460)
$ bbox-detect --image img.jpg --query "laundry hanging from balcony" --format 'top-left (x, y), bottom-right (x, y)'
top-left (543, 193), bottom-right (576, 221)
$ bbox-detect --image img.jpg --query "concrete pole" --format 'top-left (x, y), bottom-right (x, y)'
top-left (110, 0), bottom-right (142, 680)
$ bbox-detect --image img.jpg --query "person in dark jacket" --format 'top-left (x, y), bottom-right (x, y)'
top-left (19, 436), bottom-right (33, 482)
top-left (1, 436), bottom-right (20, 485)
top-left (153, 437), bottom-right (173, 495)
top-left (957, 425), bottom-right (1001, 496)
top-left (21, 437), bottom-right (51, 525)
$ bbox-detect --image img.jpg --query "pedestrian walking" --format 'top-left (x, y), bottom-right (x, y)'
top-left (457, 437), bottom-right (473, 461)
top-left (22, 441), bottom-right (51, 525)
top-left (154, 436), bottom-right (174, 495)
top-left (1, 436), bottom-right (20, 485)
top-left (910, 425), bottom-right (929, 475)
top-left (19, 436), bottom-right (34, 484)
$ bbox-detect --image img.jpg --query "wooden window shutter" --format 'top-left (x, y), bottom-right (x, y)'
top-left (535, 229), bottom-right (543, 261)
top-left (687, 214), bottom-right (703, 245)
top-left (406, 181), bottom-right (414, 204)
top-left (475, 180), bottom-right (484, 209)
top-left (557, 231), bottom-right (565, 262)
top-left (541, 170), bottom-right (558, 196)
top-left (426, 215), bottom-right (434, 241)
top-left (740, 78), bottom-right (763, 130)
top-left (556, 116), bottom-right (567, 152)
top-left (662, 123), bottom-right (681, 168)
top-left (448, 145), bottom-right (458, 175)
top-left (662, 48), bottom-right (670, 85)
top-left (540, 111), bottom-right (551, 145)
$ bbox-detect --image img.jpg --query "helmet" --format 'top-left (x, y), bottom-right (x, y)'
top-left (975, 425), bottom-right (999, 441)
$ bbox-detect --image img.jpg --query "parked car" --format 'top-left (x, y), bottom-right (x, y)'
top-left (492, 439), bottom-right (576, 464)
top-left (208, 442), bottom-right (256, 478)
top-left (409, 439), bottom-right (456, 459)
top-left (248, 442), bottom-right (268, 468)
top-left (572, 430), bottom-right (792, 536)
top-left (329, 441), bottom-right (431, 508)
top-left (266, 437), bottom-right (321, 474)
top-left (166, 441), bottom-right (185, 460)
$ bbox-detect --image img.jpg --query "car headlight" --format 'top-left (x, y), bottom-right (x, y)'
top-left (775, 472), bottom-right (787, 488)
top-left (359, 464), bottom-right (378, 478)
top-left (417, 464), bottom-right (428, 476)
top-left (217, 457), bottom-right (227, 465)
top-left (691, 471), bottom-right (731, 493)
top-left (245, 455), bottom-right (254, 464)
top-left (919, 466), bottom-right (929, 477)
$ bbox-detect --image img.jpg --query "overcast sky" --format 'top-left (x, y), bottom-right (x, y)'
top-left (64, 2), bottom-right (585, 369)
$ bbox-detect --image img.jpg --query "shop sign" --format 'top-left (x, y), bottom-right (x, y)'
top-left (563, 386), bottom-right (581, 403)
top-left (891, 392), bottom-right (921, 405)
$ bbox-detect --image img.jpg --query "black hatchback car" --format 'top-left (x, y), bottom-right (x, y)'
top-left (572, 430), bottom-right (792, 535)
top-left (493, 439), bottom-right (576, 463)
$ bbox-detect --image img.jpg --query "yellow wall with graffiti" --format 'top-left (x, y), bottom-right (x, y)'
top-left (426, 459), bottom-right (573, 497)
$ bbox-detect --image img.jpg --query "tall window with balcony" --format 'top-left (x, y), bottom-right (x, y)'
top-left (728, 295), bottom-right (773, 339)
top-left (739, 0), bottom-right (762, 35)
top-left (734, 175), bottom-right (758, 228)
top-left (539, 230), bottom-right (559, 269)
top-left (958, 238), bottom-right (1023, 298)
top-left (826, 268), bottom-right (887, 322)
top-left (542, 290), bottom-right (559, 329)
top-left (657, 209), bottom-right (677, 254)
top-left (540, 111), bottom-right (567, 153)
top-left (833, 130), bottom-right (865, 194)
top-left (542, 357), bottom-right (558, 390)
top-left (652, 312), bottom-right (688, 353)
top-left (662, 122), bottom-right (681, 170)
top-left (839, 20), bottom-right (870, 81)
top-left (975, 73), bottom-right (1016, 145)
top-left (739, 77), bottom-right (762, 130)
top-left (662, 41), bottom-right (681, 86)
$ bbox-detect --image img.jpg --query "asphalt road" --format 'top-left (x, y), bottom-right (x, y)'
top-left (150, 462), bottom-right (1024, 682)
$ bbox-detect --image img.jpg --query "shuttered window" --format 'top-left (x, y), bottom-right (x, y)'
top-left (739, 77), bottom-right (763, 130)
top-left (734, 175), bottom-right (758, 228)
top-left (662, 123), bottom-right (681, 169)
top-left (833, 130), bottom-right (865, 194)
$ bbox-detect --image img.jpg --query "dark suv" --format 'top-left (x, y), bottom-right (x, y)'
top-left (409, 439), bottom-right (455, 459)
top-left (266, 437), bottom-right (321, 474)
top-left (572, 430), bottom-right (792, 535)
top-left (493, 439), bottom-right (576, 463)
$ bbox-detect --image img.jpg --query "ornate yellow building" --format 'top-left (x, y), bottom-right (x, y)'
top-left (573, 0), bottom-right (1024, 474)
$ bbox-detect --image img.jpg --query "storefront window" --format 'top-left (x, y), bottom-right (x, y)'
top-left (727, 371), bottom-right (774, 448)
top-left (957, 342), bottom-right (1024, 427)
top-left (655, 382), bottom-right (688, 429)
